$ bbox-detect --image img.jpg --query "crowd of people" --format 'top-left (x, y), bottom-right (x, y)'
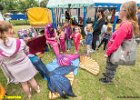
top-left (0, 0), bottom-right (140, 99)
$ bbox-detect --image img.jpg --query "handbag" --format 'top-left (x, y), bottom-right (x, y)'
top-left (110, 33), bottom-right (137, 65)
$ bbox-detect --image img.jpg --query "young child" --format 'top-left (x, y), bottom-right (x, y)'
top-left (58, 27), bottom-right (66, 53)
top-left (64, 21), bottom-right (72, 51)
top-left (0, 21), bottom-right (40, 98)
top-left (70, 26), bottom-right (81, 54)
top-left (85, 24), bottom-right (93, 55)
top-left (97, 26), bottom-right (112, 50)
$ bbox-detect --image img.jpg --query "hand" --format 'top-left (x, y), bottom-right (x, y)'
top-left (105, 54), bottom-right (108, 58)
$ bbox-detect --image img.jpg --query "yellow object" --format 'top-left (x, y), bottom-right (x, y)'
top-left (80, 34), bottom-right (83, 40)
top-left (48, 72), bottom-right (74, 99)
top-left (80, 56), bottom-right (100, 75)
top-left (36, 52), bottom-right (44, 58)
top-left (27, 7), bottom-right (52, 26)
top-left (0, 84), bottom-right (5, 100)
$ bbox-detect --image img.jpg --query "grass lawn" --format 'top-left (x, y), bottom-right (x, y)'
top-left (0, 25), bottom-right (140, 100)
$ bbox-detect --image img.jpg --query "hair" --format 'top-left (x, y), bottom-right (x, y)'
top-left (107, 26), bottom-right (112, 34)
top-left (121, 1), bottom-right (139, 36)
top-left (97, 8), bottom-right (105, 18)
top-left (75, 26), bottom-right (81, 33)
top-left (0, 21), bottom-right (9, 46)
top-left (104, 21), bottom-right (108, 25)
top-left (86, 24), bottom-right (93, 33)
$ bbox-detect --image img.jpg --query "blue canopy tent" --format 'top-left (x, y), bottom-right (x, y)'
top-left (91, 0), bottom-right (140, 31)
top-left (47, 0), bottom-right (140, 30)
top-left (47, 0), bottom-right (93, 28)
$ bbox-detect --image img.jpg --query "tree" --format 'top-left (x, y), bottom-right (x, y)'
top-left (0, 0), bottom-right (38, 13)
top-left (40, 0), bottom-right (49, 8)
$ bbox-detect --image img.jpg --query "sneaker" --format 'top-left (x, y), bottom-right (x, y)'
top-left (99, 78), bottom-right (112, 84)
top-left (28, 88), bottom-right (32, 99)
top-left (89, 49), bottom-right (96, 53)
top-left (36, 86), bottom-right (40, 93)
top-left (28, 94), bottom-right (32, 99)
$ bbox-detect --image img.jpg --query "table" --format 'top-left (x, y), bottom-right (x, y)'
top-left (27, 35), bottom-right (47, 54)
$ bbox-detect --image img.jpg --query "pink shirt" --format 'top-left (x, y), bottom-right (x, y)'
top-left (59, 31), bottom-right (65, 40)
top-left (71, 32), bottom-right (81, 43)
top-left (106, 21), bottom-right (133, 56)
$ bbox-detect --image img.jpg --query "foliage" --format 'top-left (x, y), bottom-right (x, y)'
top-left (10, 20), bottom-right (29, 25)
top-left (40, 0), bottom-right (49, 8)
top-left (0, 0), bottom-right (39, 13)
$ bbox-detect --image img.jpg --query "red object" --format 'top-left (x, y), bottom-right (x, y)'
top-left (27, 35), bottom-right (47, 54)
top-left (106, 21), bottom-right (132, 56)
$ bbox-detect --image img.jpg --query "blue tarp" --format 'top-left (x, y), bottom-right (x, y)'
top-left (10, 14), bottom-right (27, 20)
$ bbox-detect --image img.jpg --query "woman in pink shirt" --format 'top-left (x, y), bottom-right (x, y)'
top-left (99, 1), bottom-right (140, 83)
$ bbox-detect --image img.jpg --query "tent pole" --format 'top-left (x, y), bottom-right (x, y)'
top-left (112, 6), bottom-right (120, 32)
top-left (51, 8), bottom-right (57, 29)
top-left (78, 8), bottom-right (80, 24)
top-left (83, 7), bottom-right (87, 27)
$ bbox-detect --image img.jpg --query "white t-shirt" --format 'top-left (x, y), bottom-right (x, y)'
top-left (101, 24), bottom-right (107, 35)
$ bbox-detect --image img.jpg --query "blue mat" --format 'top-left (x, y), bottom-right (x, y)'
top-left (44, 58), bottom-right (80, 80)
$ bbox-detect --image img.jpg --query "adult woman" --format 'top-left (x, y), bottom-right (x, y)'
top-left (99, 1), bottom-right (139, 83)
top-left (0, 21), bottom-right (40, 98)
top-left (92, 8), bottom-right (105, 51)
top-left (45, 24), bottom-right (59, 56)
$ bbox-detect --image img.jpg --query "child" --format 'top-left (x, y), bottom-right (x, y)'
top-left (0, 21), bottom-right (40, 98)
top-left (85, 24), bottom-right (94, 55)
top-left (70, 26), bottom-right (81, 54)
top-left (97, 26), bottom-right (112, 50)
top-left (58, 27), bottom-right (66, 53)
top-left (64, 21), bottom-right (72, 51)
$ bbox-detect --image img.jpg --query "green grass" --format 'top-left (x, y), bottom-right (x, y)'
top-left (0, 25), bottom-right (140, 100)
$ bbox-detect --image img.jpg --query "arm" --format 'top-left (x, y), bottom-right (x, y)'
top-left (70, 33), bottom-right (74, 39)
top-left (106, 22), bottom-right (131, 56)
top-left (20, 39), bottom-right (29, 55)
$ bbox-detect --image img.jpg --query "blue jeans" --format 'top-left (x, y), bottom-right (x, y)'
top-left (66, 39), bottom-right (71, 50)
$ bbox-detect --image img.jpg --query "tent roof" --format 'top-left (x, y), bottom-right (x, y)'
top-left (47, 0), bottom-right (140, 8)
top-left (92, 0), bottom-right (140, 7)
top-left (47, 0), bottom-right (93, 8)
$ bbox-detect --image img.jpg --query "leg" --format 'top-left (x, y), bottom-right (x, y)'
top-left (103, 39), bottom-right (108, 50)
top-left (92, 35), bottom-right (99, 50)
top-left (47, 41), bottom-right (60, 56)
top-left (51, 42), bottom-right (60, 56)
top-left (75, 41), bottom-right (80, 53)
top-left (28, 78), bottom-right (40, 93)
top-left (61, 40), bottom-right (66, 52)
top-left (66, 39), bottom-right (71, 50)
top-left (86, 45), bottom-right (90, 55)
top-left (21, 82), bottom-right (31, 98)
top-left (98, 39), bottom-right (104, 49)
top-left (100, 59), bottom-right (118, 83)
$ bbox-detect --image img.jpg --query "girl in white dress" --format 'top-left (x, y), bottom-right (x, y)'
top-left (0, 21), bottom-right (40, 98)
